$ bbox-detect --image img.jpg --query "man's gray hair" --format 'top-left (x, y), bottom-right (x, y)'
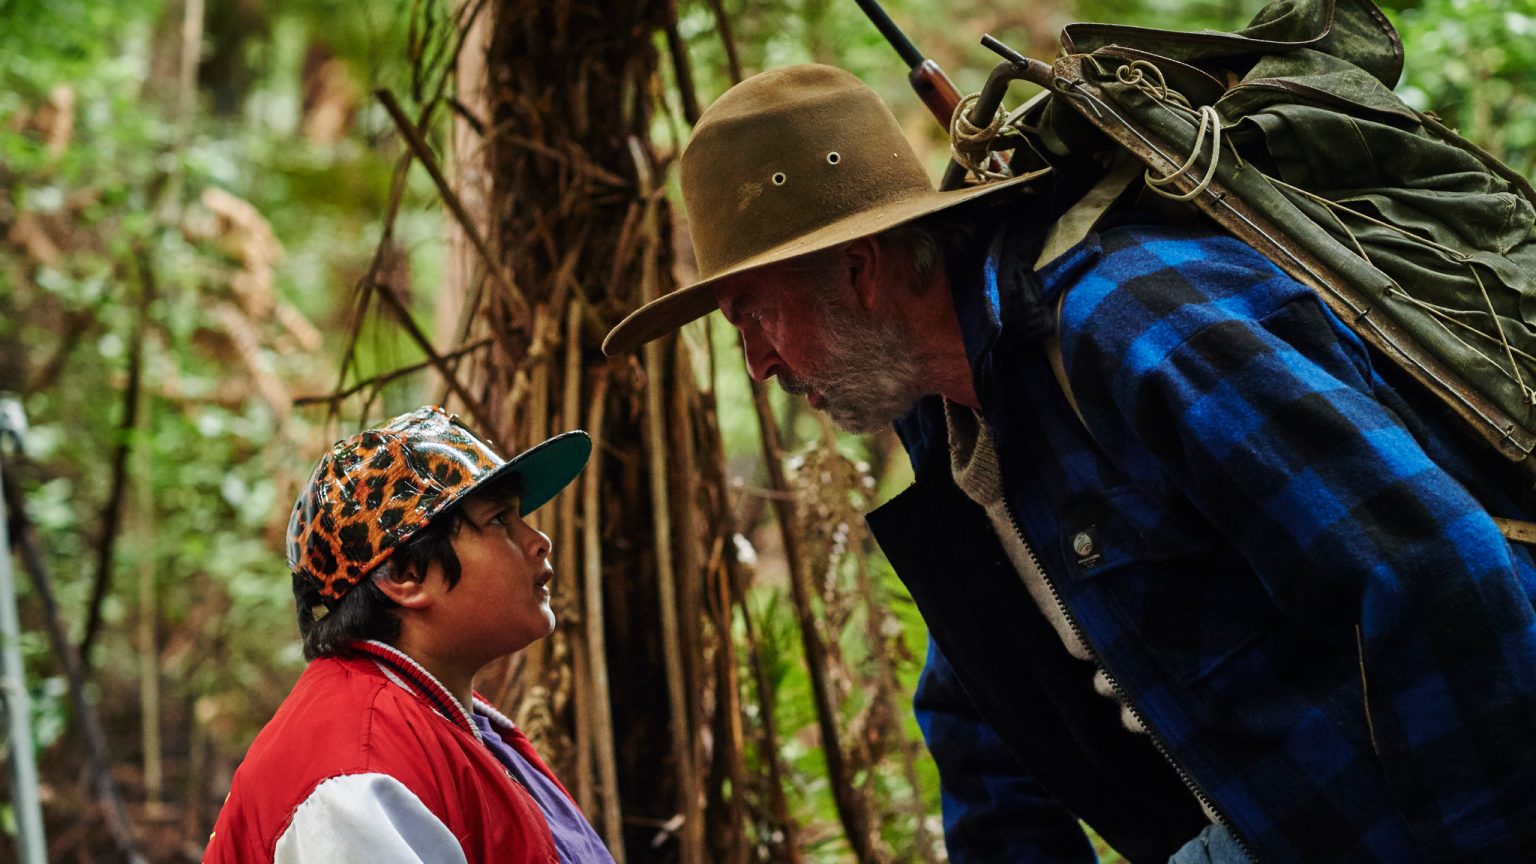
top-left (879, 222), bottom-right (943, 290)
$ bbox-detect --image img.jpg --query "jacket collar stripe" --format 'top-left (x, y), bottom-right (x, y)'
top-left (348, 640), bottom-right (482, 742)
top-left (473, 696), bottom-right (516, 731)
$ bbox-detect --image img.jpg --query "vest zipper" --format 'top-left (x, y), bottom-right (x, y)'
top-left (1000, 500), bottom-right (1260, 864)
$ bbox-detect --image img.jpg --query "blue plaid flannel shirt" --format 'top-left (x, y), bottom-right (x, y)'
top-left (903, 221), bottom-right (1536, 863)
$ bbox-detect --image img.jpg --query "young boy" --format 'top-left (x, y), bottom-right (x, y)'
top-left (206, 406), bottom-right (614, 864)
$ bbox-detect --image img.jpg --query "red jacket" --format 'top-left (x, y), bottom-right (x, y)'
top-left (206, 641), bottom-right (569, 863)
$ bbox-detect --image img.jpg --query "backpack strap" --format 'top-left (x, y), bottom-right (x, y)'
top-left (1035, 156), bottom-right (1143, 272)
top-left (1494, 517), bottom-right (1536, 545)
top-left (1040, 157), bottom-right (1141, 435)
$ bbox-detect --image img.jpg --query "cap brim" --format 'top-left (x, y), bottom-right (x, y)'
top-left (602, 168), bottom-right (1050, 356)
top-left (475, 430), bottom-right (592, 517)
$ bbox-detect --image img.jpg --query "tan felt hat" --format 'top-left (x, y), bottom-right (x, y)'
top-left (602, 63), bottom-right (1048, 356)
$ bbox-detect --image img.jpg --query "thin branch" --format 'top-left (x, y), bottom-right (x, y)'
top-left (334, 86), bottom-right (459, 409)
top-left (24, 308), bottom-right (96, 396)
top-left (376, 87), bottom-right (530, 324)
top-left (3, 465), bottom-right (146, 863)
top-left (731, 484), bottom-right (799, 502)
top-left (333, 150), bottom-right (412, 405)
top-left (559, 299), bottom-right (593, 816)
top-left (704, 0), bottom-right (744, 84)
top-left (669, 340), bottom-right (711, 863)
top-left (371, 280), bottom-right (503, 448)
top-left (665, 0), bottom-right (701, 124)
top-left (581, 373), bottom-right (626, 863)
top-left (703, 552), bottom-right (750, 864)
top-left (751, 383), bottom-right (878, 863)
top-left (80, 248), bottom-right (153, 667)
top-left (135, 386), bottom-right (163, 815)
top-left (642, 230), bottom-right (705, 864)
top-left (696, 380), bottom-right (800, 862)
top-left (293, 337), bottom-right (493, 408)
top-left (448, 95), bottom-right (487, 136)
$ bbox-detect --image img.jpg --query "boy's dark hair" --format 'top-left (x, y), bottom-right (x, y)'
top-left (295, 472), bottom-right (523, 661)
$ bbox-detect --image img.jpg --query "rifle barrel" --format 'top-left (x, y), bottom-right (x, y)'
top-left (853, 0), bottom-right (925, 68)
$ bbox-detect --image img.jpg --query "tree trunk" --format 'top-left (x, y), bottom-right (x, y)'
top-left (452, 2), bottom-right (721, 859)
top-left (431, 2), bottom-right (903, 859)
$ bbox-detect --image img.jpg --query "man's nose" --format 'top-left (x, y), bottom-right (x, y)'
top-left (740, 331), bottom-right (779, 383)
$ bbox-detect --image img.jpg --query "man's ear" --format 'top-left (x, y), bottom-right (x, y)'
top-left (845, 236), bottom-right (884, 313)
top-left (374, 563), bottom-right (434, 611)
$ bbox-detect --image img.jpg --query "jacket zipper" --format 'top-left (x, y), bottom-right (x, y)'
top-left (1000, 501), bottom-right (1261, 863)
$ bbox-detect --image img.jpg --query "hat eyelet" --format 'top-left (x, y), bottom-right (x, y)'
top-left (826, 151), bottom-right (840, 165)
top-left (771, 172), bottom-right (787, 186)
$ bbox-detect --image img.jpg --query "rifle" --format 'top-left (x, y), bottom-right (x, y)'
top-left (852, 0), bottom-right (964, 128)
top-left (853, 0), bottom-right (1053, 189)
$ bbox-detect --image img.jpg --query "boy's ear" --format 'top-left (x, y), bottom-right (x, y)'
top-left (374, 563), bottom-right (434, 610)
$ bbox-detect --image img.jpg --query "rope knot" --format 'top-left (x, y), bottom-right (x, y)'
top-left (1113, 62), bottom-right (1223, 202)
top-left (949, 93), bottom-right (1012, 182)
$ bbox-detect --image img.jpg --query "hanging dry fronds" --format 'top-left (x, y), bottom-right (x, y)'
top-left (341, 2), bottom-right (940, 862)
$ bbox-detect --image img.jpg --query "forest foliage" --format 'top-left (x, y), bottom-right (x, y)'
top-left (1, 0), bottom-right (1533, 859)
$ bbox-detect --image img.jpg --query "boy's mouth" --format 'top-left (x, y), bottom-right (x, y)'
top-left (535, 569), bottom-right (553, 589)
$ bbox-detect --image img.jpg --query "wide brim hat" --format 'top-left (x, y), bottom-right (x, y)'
top-left (288, 407), bottom-right (591, 604)
top-left (603, 63), bottom-right (1048, 355)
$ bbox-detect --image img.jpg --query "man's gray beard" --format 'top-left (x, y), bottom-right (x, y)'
top-left (782, 295), bottom-right (932, 434)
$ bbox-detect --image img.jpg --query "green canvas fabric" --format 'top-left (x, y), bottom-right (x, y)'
top-left (1041, 0), bottom-right (1536, 459)
top-left (1062, 0), bottom-right (1404, 88)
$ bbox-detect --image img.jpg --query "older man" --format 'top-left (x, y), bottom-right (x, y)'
top-left (604, 64), bottom-right (1536, 863)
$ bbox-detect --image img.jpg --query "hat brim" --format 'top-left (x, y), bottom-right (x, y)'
top-left (473, 430), bottom-right (592, 517)
top-left (602, 168), bottom-right (1050, 356)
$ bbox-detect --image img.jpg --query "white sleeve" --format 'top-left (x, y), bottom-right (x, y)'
top-left (273, 773), bottom-right (469, 864)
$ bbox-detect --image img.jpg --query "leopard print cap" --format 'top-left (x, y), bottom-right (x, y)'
top-left (287, 407), bottom-right (508, 602)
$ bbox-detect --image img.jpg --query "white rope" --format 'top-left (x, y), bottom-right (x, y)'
top-left (1116, 60), bottom-right (1193, 110)
top-left (1112, 62), bottom-right (1223, 203)
top-left (1469, 263), bottom-right (1535, 402)
top-left (1388, 290), bottom-right (1536, 368)
top-left (949, 92), bottom-right (1013, 183)
top-left (1142, 104), bottom-right (1224, 202)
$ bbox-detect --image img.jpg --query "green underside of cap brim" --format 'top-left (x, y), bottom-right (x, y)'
top-left (479, 430), bottom-right (592, 516)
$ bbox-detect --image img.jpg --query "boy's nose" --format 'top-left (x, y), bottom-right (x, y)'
top-left (530, 528), bottom-right (551, 561)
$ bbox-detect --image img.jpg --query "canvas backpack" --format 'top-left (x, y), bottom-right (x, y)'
top-left (965, 0), bottom-right (1536, 539)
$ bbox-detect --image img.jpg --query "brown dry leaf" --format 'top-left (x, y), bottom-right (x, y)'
top-left (7, 211), bottom-right (63, 266)
top-left (301, 53), bottom-right (361, 145)
top-left (193, 186), bottom-right (284, 319)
